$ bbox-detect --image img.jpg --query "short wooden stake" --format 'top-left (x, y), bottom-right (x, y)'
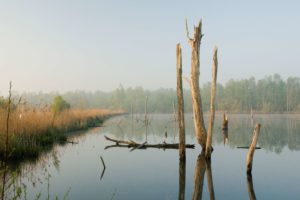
top-left (222, 112), bottom-right (228, 130)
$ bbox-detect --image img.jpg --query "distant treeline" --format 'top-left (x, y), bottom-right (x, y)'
top-left (5, 74), bottom-right (300, 113)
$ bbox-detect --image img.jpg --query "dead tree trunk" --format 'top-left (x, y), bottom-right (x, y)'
top-left (205, 48), bottom-right (218, 159)
top-left (222, 113), bottom-right (228, 130)
top-left (246, 124), bottom-right (261, 174)
top-left (176, 43), bottom-right (186, 160)
top-left (186, 20), bottom-right (207, 149)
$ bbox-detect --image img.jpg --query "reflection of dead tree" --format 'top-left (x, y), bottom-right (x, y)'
top-left (206, 160), bottom-right (215, 200)
top-left (192, 153), bottom-right (206, 200)
top-left (104, 136), bottom-right (194, 150)
top-left (100, 156), bottom-right (106, 180)
top-left (222, 130), bottom-right (228, 145)
top-left (247, 173), bottom-right (257, 200)
top-left (192, 153), bottom-right (215, 200)
top-left (178, 158), bottom-right (186, 200)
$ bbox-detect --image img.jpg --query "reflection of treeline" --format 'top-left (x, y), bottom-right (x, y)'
top-left (11, 74), bottom-right (300, 113)
top-left (104, 114), bottom-right (300, 154)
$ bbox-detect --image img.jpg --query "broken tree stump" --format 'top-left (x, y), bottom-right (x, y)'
top-left (222, 112), bottom-right (228, 130)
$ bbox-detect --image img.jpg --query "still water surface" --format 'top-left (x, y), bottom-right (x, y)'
top-left (5, 114), bottom-right (300, 199)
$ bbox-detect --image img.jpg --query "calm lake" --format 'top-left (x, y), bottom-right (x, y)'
top-left (3, 114), bottom-right (300, 199)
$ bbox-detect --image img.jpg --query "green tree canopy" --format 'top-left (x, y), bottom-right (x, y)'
top-left (51, 95), bottom-right (70, 114)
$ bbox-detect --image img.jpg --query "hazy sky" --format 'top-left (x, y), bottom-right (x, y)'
top-left (0, 0), bottom-right (299, 93)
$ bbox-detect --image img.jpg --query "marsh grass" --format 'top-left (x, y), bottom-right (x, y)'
top-left (0, 106), bottom-right (121, 161)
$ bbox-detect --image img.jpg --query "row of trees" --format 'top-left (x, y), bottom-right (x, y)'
top-left (11, 74), bottom-right (300, 113)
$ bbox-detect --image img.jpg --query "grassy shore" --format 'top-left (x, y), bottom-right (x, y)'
top-left (0, 107), bottom-right (122, 161)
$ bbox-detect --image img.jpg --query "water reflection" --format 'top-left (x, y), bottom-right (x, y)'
top-left (191, 153), bottom-right (215, 200)
top-left (222, 130), bottom-right (228, 145)
top-left (1, 161), bottom-right (7, 200)
top-left (206, 159), bottom-right (215, 200)
top-left (178, 158), bottom-right (186, 200)
top-left (247, 173), bottom-right (256, 200)
top-left (105, 114), bottom-right (300, 154)
top-left (0, 145), bottom-right (71, 200)
top-left (1, 114), bottom-right (300, 199)
top-left (192, 153), bottom-right (206, 200)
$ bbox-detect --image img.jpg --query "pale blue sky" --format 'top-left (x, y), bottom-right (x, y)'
top-left (0, 0), bottom-right (299, 93)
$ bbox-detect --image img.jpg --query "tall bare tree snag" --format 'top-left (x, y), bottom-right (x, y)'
top-left (246, 124), bottom-right (261, 174)
top-left (205, 48), bottom-right (218, 159)
top-left (176, 43), bottom-right (186, 160)
top-left (186, 19), bottom-right (207, 149)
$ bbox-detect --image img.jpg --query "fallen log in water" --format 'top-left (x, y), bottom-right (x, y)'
top-left (104, 136), bottom-right (195, 150)
top-left (237, 146), bottom-right (261, 149)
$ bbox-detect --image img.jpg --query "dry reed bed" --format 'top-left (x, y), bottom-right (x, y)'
top-left (0, 107), bottom-right (122, 160)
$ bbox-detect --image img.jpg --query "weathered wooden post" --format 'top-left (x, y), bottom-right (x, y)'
top-left (186, 19), bottom-right (207, 149)
top-left (222, 112), bottom-right (228, 130)
top-left (246, 124), bottom-right (261, 174)
top-left (176, 43), bottom-right (186, 159)
top-left (205, 48), bottom-right (218, 159)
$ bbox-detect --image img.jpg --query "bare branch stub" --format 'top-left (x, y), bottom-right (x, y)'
top-left (185, 18), bottom-right (191, 40)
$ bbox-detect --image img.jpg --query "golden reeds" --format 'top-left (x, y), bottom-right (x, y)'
top-left (0, 105), bottom-right (121, 160)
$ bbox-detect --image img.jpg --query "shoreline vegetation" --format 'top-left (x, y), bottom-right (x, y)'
top-left (0, 106), bottom-right (123, 161)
